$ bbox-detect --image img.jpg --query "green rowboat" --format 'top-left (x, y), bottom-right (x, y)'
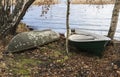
top-left (68, 29), bottom-right (111, 57)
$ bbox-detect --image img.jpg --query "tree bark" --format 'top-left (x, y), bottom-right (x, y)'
top-left (0, 0), bottom-right (54, 41)
top-left (0, 0), bottom-right (35, 39)
top-left (66, 0), bottom-right (70, 53)
top-left (11, 0), bottom-right (35, 35)
top-left (107, 0), bottom-right (120, 40)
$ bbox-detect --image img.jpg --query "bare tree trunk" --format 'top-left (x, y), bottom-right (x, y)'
top-left (0, 0), bottom-right (55, 45)
top-left (66, 0), bottom-right (70, 53)
top-left (0, 0), bottom-right (35, 39)
top-left (0, 1), bottom-right (4, 27)
top-left (11, 0), bottom-right (35, 35)
top-left (107, 0), bottom-right (120, 40)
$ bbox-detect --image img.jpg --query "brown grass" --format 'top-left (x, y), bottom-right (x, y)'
top-left (33, 0), bottom-right (60, 5)
top-left (3, 0), bottom-right (60, 5)
top-left (71, 0), bottom-right (115, 4)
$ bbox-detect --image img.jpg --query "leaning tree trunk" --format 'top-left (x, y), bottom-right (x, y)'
top-left (107, 0), bottom-right (120, 40)
top-left (0, 0), bottom-right (55, 42)
top-left (0, 0), bottom-right (35, 40)
top-left (66, 0), bottom-right (70, 53)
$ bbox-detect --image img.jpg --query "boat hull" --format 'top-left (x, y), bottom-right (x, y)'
top-left (6, 30), bottom-right (60, 53)
top-left (69, 40), bottom-right (109, 57)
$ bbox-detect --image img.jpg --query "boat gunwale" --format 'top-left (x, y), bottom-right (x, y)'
top-left (68, 38), bottom-right (110, 42)
top-left (68, 29), bottom-right (111, 42)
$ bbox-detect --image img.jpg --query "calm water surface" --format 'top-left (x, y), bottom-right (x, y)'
top-left (22, 4), bottom-right (120, 40)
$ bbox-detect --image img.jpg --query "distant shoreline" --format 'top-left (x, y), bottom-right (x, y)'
top-left (9, 0), bottom-right (115, 5)
top-left (70, 0), bottom-right (115, 4)
top-left (8, 0), bottom-right (60, 5)
top-left (70, 2), bottom-right (114, 5)
top-left (33, 0), bottom-right (60, 5)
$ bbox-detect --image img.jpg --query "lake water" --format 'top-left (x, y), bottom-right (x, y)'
top-left (22, 4), bottom-right (120, 40)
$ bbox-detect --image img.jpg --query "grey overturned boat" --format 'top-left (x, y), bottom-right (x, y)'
top-left (68, 29), bottom-right (111, 56)
top-left (6, 29), bottom-right (60, 53)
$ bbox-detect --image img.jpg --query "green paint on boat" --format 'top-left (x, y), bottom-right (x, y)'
top-left (69, 40), bottom-right (108, 56)
top-left (67, 29), bottom-right (111, 57)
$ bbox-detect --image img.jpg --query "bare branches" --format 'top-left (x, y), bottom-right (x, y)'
top-left (0, 0), bottom-right (57, 42)
top-left (40, 0), bottom-right (54, 16)
top-left (0, 0), bottom-right (35, 39)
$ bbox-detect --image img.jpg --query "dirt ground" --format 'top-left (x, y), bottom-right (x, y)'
top-left (0, 35), bottom-right (120, 77)
top-left (0, 23), bottom-right (120, 77)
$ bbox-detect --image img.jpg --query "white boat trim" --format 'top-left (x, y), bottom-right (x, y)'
top-left (68, 29), bottom-right (111, 42)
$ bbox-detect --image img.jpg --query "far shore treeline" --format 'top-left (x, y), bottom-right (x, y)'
top-left (3, 0), bottom-right (60, 5)
top-left (8, 0), bottom-right (115, 5)
top-left (33, 0), bottom-right (60, 5)
top-left (39, 0), bottom-right (115, 5)
top-left (34, 0), bottom-right (115, 4)
top-left (70, 0), bottom-right (115, 4)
